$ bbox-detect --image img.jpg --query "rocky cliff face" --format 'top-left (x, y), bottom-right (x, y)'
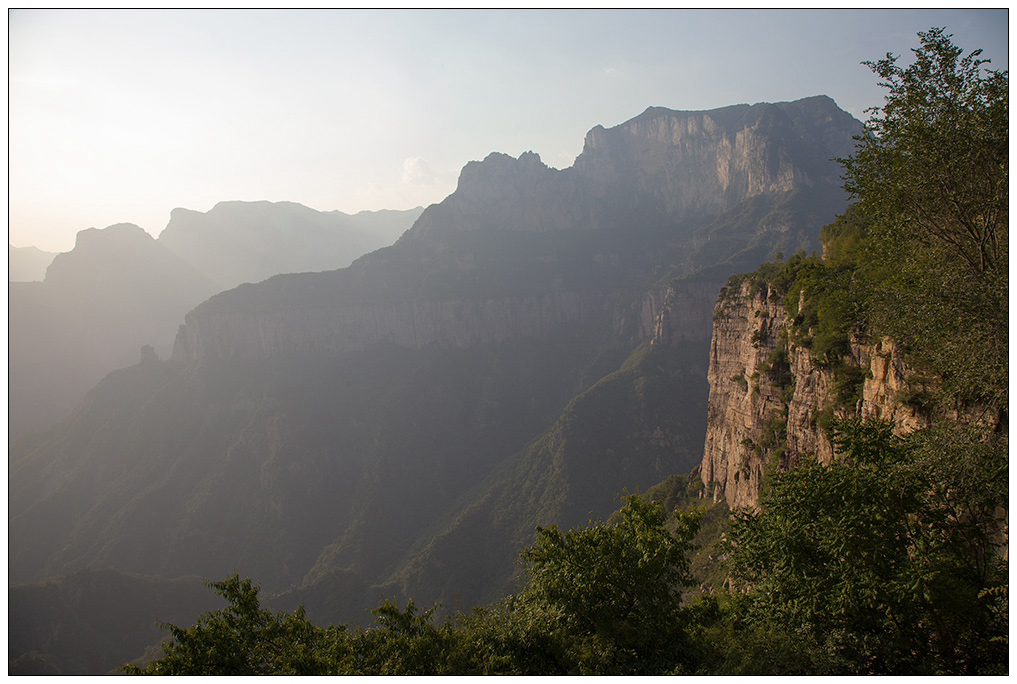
top-left (574, 96), bottom-right (858, 218)
top-left (174, 273), bottom-right (723, 361)
top-left (175, 289), bottom-right (606, 360)
top-left (650, 280), bottom-right (726, 345)
top-left (696, 277), bottom-right (929, 509)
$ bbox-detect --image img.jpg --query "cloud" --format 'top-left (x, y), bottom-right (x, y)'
top-left (402, 156), bottom-right (439, 185)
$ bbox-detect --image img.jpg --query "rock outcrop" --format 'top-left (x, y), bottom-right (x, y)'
top-left (695, 277), bottom-right (932, 509)
top-left (574, 96), bottom-right (859, 217)
top-left (650, 280), bottom-right (726, 345)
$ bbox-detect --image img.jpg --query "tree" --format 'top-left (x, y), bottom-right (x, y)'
top-left (518, 495), bottom-right (701, 673)
top-left (728, 419), bottom-right (1008, 674)
top-left (840, 28), bottom-right (1008, 410)
top-left (121, 574), bottom-right (338, 675)
top-left (336, 599), bottom-right (464, 675)
top-left (122, 496), bottom-right (707, 676)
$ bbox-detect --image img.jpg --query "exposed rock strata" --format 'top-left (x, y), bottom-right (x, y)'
top-left (650, 280), bottom-right (725, 345)
top-left (696, 278), bottom-right (931, 509)
top-left (574, 96), bottom-right (858, 219)
top-left (174, 272), bottom-right (725, 361)
top-left (176, 291), bottom-right (597, 360)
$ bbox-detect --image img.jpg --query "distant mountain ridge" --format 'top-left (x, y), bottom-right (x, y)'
top-left (9, 244), bottom-right (57, 281)
top-left (9, 203), bottom-right (422, 436)
top-left (158, 201), bottom-right (423, 291)
top-left (9, 224), bottom-right (218, 436)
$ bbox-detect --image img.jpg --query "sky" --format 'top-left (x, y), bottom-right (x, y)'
top-left (8, 9), bottom-right (1010, 253)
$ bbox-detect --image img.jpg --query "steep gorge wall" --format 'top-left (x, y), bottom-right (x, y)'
top-left (175, 290), bottom-right (602, 360)
top-left (174, 279), bottom-right (723, 361)
top-left (694, 278), bottom-right (928, 509)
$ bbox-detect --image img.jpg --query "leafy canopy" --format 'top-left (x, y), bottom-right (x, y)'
top-left (120, 574), bottom-right (340, 675)
top-left (520, 495), bottom-right (699, 661)
top-left (729, 419), bottom-right (1008, 674)
top-left (124, 497), bottom-right (706, 675)
top-left (841, 27), bottom-right (1008, 409)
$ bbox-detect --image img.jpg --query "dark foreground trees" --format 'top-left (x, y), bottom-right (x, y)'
top-left (726, 420), bottom-right (1008, 674)
top-left (125, 427), bottom-right (1007, 675)
top-left (123, 496), bottom-right (705, 675)
top-left (119, 575), bottom-right (338, 675)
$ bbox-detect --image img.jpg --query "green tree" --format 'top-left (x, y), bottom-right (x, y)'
top-left (121, 574), bottom-right (338, 675)
top-left (728, 419), bottom-right (1008, 674)
top-left (518, 495), bottom-right (701, 673)
top-left (334, 599), bottom-right (469, 675)
top-left (841, 28), bottom-right (1008, 410)
top-left (121, 498), bottom-right (707, 676)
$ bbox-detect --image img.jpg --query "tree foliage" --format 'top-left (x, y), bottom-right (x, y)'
top-left (120, 575), bottom-right (340, 675)
top-left (728, 419), bottom-right (1008, 674)
top-left (124, 497), bottom-right (705, 676)
top-left (841, 27), bottom-right (1008, 409)
top-left (843, 27), bottom-right (1007, 277)
top-left (518, 495), bottom-right (701, 673)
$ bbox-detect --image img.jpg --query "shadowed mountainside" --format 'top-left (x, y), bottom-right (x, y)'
top-left (9, 224), bottom-right (218, 437)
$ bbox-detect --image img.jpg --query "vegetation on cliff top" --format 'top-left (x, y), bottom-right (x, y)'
top-left (738, 27), bottom-right (1008, 417)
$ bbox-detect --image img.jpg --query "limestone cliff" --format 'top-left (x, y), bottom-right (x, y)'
top-left (650, 280), bottom-right (726, 346)
top-left (695, 277), bottom-right (929, 509)
top-left (574, 95), bottom-right (858, 219)
top-left (405, 96), bottom-right (857, 244)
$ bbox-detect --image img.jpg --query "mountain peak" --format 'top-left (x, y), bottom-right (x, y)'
top-left (73, 222), bottom-right (152, 248)
top-left (45, 222), bottom-right (202, 288)
top-left (455, 150), bottom-right (553, 192)
top-left (9, 244), bottom-right (58, 282)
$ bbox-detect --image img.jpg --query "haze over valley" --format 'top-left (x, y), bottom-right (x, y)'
top-left (9, 203), bottom-right (422, 436)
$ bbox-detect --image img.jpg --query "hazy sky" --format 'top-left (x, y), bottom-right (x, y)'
top-left (9, 9), bottom-right (1009, 252)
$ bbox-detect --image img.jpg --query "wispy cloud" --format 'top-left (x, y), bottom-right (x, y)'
top-left (402, 156), bottom-right (441, 185)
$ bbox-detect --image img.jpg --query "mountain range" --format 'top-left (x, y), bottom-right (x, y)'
top-left (8, 204), bottom-right (423, 436)
top-left (10, 95), bottom-right (862, 673)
